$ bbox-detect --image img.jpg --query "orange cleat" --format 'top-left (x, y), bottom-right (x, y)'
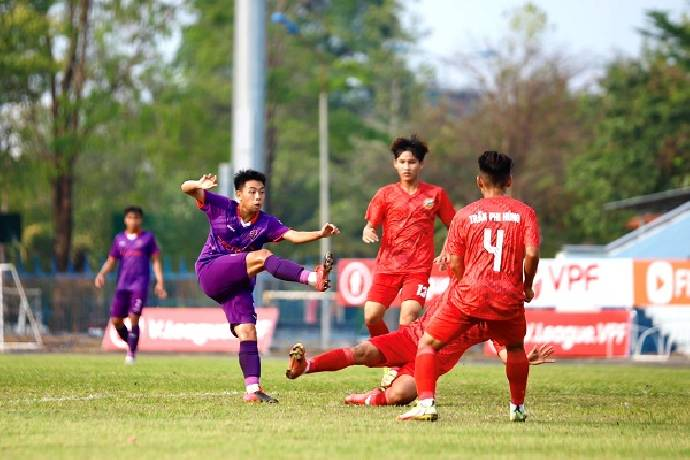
top-left (285, 342), bottom-right (307, 379)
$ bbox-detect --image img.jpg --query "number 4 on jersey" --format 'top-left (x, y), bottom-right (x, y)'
top-left (483, 228), bottom-right (504, 272)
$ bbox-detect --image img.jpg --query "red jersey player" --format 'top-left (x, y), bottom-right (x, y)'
top-left (285, 289), bottom-right (553, 406)
top-left (399, 150), bottom-right (541, 422)
top-left (362, 135), bottom-right (455, 346)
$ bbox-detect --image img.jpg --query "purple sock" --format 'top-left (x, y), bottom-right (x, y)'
top-left (239, 340), bottom-right (261, 387)
top-left (127, 325), bottom-right (140, 355)
top-left (264, 255), bottom-right (305, 284)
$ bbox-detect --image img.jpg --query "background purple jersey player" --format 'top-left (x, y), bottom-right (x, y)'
top-left (94, 206), bottom-right (167, 365)
top-left (181, 170), bottom-right (340, 403)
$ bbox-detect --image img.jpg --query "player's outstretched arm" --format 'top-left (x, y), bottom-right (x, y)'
top-left (94, 256), bottom-right (117, 288)
top-left (496, 344), bottom-right (555, 365)
top-left (180, 173), bottom-right (218, 203)
top-left (362, 222), bottom-right (379, 243)
top-left (282, 224), bottom-right (341, 244)
top-left (523, 245), bottom-right (540, 303)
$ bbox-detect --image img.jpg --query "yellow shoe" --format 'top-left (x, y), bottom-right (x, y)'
top-left (397, 400), bottom-right (438, 421)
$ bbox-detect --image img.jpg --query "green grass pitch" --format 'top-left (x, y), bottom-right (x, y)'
top-left (1, 354), bottom-right (689, 459)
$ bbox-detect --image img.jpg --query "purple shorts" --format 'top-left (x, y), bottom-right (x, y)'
top-left (197, 253), bottom-right (256, 334)
top-left (110, 289), bottom-right (147, 318)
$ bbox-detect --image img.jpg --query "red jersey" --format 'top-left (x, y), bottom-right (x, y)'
top-left (365, 182), bottom-right (455, 274)
top-left (446, 195), bottom-right (541, 320)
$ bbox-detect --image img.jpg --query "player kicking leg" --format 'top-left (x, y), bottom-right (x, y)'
top-left (182, 170), bottom-right (339, 403)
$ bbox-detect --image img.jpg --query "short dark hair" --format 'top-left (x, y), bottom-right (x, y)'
top-left (124, 206), bottom-right (143, 217)
top-left (478, 150), bottom-right (513, 187)
top-left (390, 134), bottom-right (429, 162)
top-left (234, 169), bottom-right (266, 191)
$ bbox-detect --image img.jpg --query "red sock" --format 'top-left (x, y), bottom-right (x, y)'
top-left (367, 320), bottom-right (389, 337)
top-left (506, 348), bottom-right (530, 405)
top-left (370, 388), bottom-right (388, 406)
top-left (414, 346), bottom-right (439, 401)
top-left (307, 348), bottom-right (355, 373)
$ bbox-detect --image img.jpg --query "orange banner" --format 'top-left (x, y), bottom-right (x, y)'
top-left (634, 261), bottom-right (690, 306)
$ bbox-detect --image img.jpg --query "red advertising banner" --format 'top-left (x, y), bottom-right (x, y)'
top-left (484, 310), bottom-right (632, 357)
top-left (337, 258), bottom-right (449, 307)
top-left (102, 307), bottom-right (279, 353)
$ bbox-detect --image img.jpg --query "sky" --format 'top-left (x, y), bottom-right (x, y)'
top-left (404, 0), bottom-right (689, 88)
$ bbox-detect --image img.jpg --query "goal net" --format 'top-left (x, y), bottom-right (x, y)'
top-left (1, 263), bottom-right (43, 351)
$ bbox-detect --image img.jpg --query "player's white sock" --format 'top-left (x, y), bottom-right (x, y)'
top-left (418, 398), bottom-right (435, 408)
top-left (510, 402), bottom-right (525, 412)
top-left (246, 383), bottom-right (260, 394)
top-left (307, 271), bottom-right (317, 287)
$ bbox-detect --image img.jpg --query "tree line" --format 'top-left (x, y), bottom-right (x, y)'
top-left (1, 1), bottom-right (689, 270)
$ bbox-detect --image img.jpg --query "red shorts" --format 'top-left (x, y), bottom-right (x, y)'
top-left (366, 272), bottom-right (430, 306)
top-left (425, 299), bottom-right (526, 347)
top-left (369, 327), bottom-right (471, 379)
top-left (369, 329), bottom-right (417, 367)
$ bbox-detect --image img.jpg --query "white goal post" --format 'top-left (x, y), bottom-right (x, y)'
top-left (0, 263), bottom-right (43, 351)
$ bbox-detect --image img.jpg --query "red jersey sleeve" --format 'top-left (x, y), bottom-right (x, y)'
top-left (524, 207), bottom-right (541, 248)
top-left (445, 213), bottom-right (466, 256)
top-left (365, 188), bottom-right (387, 227)
top-left (437, 189), bottom-right (456, 227)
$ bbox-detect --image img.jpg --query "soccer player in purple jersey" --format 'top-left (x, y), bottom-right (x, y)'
top-left (94, 206), bottom-right (167, 365)
top-left (181, 170), bottom-right (340, 403)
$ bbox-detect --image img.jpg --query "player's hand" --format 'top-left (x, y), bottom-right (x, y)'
top-left (434, 253), bottom-right (449, 270)
top-left (524, 286), bottom-right (535, 303)
top-left (155, 283), bottom-right (167, 299)
top-left (320, 223), bottom-right (340, 238)
top-left (198, 173), bottom-right (218, 190)
top-left (94, 272), bottom-right (105, 289)
top-left (527, 344), bottom-right (555, 365)
top-left (362, 225), bottom-right (379, 243)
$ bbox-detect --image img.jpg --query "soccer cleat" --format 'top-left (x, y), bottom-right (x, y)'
top-left (243, 388), bottom-right (278, 404)
top-left (397, 400), bottom-right (438, 421)
top-left (379, 367), bottom-right (398, 389)
top-left (314, 252), bottom-right (335, 292)
top-left (285, 342), bottom-right (307, 379)
top-left (124, 354), bottom-right (136, 365)
top-left (345, 388), bottom-right (385, 406)
top-left (510, 404), bottom-right (527, 422)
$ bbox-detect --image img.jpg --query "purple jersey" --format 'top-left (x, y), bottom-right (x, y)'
top-left (108, 231), bottom-right (159, 291)
top-left (194, 191), bottom-right (289, 271)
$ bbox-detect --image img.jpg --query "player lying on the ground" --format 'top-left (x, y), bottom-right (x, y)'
top-left (181, 170), bottom-right (340, 403)
top-left (94, 206), bottom-right (167, 365)
top-left (285, 292), bottom-right (554, 406)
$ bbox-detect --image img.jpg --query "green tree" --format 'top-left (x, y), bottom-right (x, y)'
top-left (0, 0), bottom-right (176, 270)
top-left (565, 10), bottom-right (690, 243)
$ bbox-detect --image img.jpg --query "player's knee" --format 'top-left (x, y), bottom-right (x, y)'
top-left (386, 386), bottom-right (414, 405)
top-left (353, 342), bottom-right (376, 364)
top-left (364, 305), bottom-right (384, 325)
top-left (110, 317), bottom-right (124, 327)
top-left (248, 249), bottom-right (273, 267)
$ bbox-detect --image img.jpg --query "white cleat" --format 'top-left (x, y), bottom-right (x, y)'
top-left (125, 354), bottom-right (136, 365)
top-left (397, 400), bottom-right (439, 421)
top-left (510, 403), bottom-right (527, 422)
